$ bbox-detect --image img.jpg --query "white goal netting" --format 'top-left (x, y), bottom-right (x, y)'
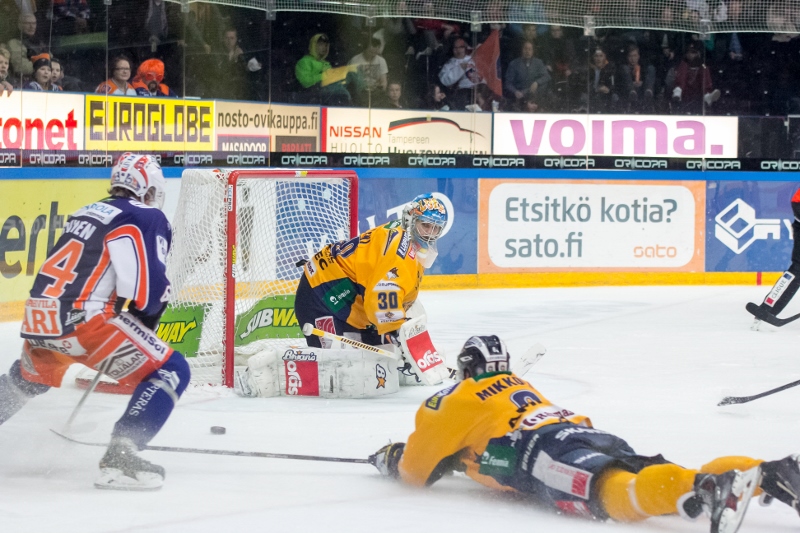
top-left (165, 169), bottom-right (357, 386)
top-left (171, 0), bottom-right (800, 34)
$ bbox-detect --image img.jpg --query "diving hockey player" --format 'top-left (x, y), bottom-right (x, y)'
top-left (0, 153), bottom-right (190, 491)
top-left (370, 335), bottom-right (800, 533)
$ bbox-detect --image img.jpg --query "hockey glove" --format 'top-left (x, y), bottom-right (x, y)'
top-left (369, 442), bottom-right (405, 478)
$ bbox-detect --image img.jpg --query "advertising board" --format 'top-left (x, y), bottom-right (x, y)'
top-left (322, 107), bottom-right (492, 154)
top-left (0, 92), bottom-right (83, 151)
top-left (706, 181), bottom-right (796, 272)
top-left (85, 95), bottom-right (214, 151)
top-left (493, 114), bottom-right (738, 158)
top-left (0, 179), bottom-right (108, 308)
top-left (479, 179), bottom-right (705, 272)
top-left (215, 101), bottom-right (320, 153)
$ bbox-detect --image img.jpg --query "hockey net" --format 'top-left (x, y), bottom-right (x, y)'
top-left (164, 169), bottom-right (358, 387)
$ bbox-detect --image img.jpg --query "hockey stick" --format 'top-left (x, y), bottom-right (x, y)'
top-left (718, 378), bottom-right (800, 406)
top-left (745, 302), bottom-right (800, 327)
top-left (63, 359), bottom-right (112, 433)
top-left (302, 324), bottom-right (402, 360)
top-left (50, 429), bottom-right (372, 464)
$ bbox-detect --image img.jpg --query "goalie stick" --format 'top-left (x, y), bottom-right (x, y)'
top-left (302, 324), bottom-right (546, 381)
top-left (718, 377), bottom-right (800, 406)
top-left (302, 324), bottom-right (401, 360)
top-left (745, 302), bottom-right (800, 327)
top-left (51, 429), bottom-right (371, 464)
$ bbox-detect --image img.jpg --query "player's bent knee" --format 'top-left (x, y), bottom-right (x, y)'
top-left (9, 360), bottom-right (50, 397)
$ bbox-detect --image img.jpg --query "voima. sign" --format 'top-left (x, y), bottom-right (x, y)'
top-left (493, 114), bottom-right (738, 158)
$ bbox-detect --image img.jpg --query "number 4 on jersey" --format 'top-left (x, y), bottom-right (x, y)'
top-left (39, 239), bottom-right (84, 298)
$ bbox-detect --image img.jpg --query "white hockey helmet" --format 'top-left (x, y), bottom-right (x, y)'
top-left (110, 153), bottom-right (166, 210)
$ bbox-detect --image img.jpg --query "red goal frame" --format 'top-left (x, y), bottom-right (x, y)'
top-left (222, 169), bottom-right (359, 387)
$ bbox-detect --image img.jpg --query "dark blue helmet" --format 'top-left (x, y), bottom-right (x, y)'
top-left (456, 335), bottom-right (510, 380)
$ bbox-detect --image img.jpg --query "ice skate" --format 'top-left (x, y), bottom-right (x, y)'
top-left (759, 454), bottom-right (800, 514)
top-left (688, 467), bottom-right (759, 533)
top-left (94, 437), bottom-right (165, 491)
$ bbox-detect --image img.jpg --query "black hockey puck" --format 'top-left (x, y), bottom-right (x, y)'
top-left (210, 426), bottom-right (226, 435)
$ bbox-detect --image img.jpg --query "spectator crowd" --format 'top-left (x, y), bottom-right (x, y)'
top-left (0, 0), bottom-right (799, 116)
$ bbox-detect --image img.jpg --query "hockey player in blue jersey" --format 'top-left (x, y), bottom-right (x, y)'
top-left (0, 153), bottom-right (191, 491)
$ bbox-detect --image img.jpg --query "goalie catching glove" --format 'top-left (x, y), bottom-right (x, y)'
top-left (369, 442), bottom-right (405, 478)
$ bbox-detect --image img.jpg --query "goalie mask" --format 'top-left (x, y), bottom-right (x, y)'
top-left (110, 153), bottom-right (167, 210)
top-left (402, 193), bottom-right (448, 268)
top-left (456, 335), bottom-right (510, 381)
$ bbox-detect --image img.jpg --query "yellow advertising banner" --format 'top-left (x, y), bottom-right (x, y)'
top-left (85, 96), bottom-right (214, 151)
top-left (0, 179), bottom-right (107, 319)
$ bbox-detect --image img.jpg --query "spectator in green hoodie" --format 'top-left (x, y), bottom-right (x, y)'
top-left (295, 33), bottom-right (353, 105)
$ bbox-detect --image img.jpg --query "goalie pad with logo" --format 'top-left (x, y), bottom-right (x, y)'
top-left (397, 310), bottom-right (448, 386)
top-left (235, 346), bottom-right (399, 398)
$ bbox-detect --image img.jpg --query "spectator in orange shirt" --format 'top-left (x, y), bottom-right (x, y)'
top-left (131, 58), bottom-right (177, 97)
top-left (96, 56), bottom-right (137, 95)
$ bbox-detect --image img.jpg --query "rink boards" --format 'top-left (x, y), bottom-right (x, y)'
top-left (0, 166), bottom-right (795, 320)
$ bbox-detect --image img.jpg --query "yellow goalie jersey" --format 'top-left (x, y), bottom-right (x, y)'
top-left (398, 372), bottom-right (592, 488)
top-left (302, 221), bottom-right (425, 336)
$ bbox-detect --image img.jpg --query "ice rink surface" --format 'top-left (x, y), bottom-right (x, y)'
top-left (2, 285), bottom-right (800, 533)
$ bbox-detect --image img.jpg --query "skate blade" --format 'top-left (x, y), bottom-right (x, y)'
top-left (714, 466), bottom-right (760, 533)
top-left (94, 468), bottom-right (163, 491)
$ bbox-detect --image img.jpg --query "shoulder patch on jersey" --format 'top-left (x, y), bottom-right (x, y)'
top-left (383, 220), bottom-right (402, 229)
top-left (425, 383), bottom-right (458, 410)
top-left (73, 201), bottom-right (122, 225)
top-left (396, 231), bottom-right (410, 259)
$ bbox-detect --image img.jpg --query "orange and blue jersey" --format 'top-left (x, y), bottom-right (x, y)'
top-left (21, 196), bottom-right (172, 339)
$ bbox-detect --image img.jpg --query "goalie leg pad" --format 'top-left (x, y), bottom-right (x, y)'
top-left (397, 314), bottom-right (448, 386)
top-left (280, 347), bottom-right (399, 398)
top-left (234, 349), bottom-right (280, 398)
